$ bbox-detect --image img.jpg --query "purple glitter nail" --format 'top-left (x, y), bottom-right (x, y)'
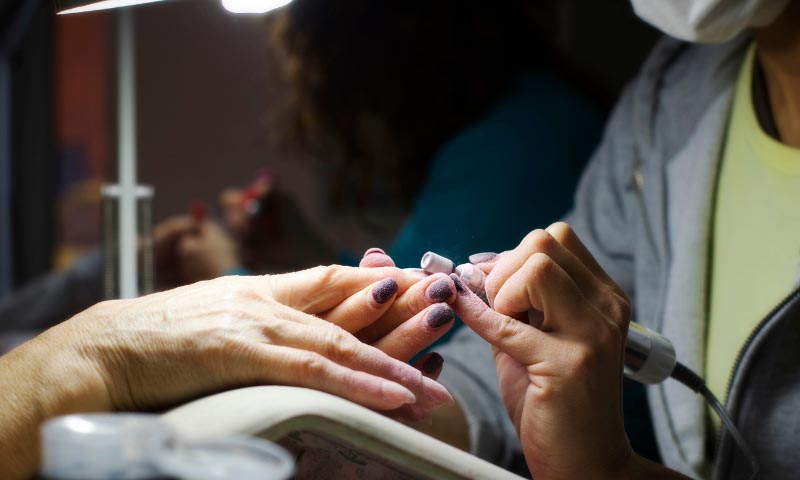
top-left (469, 252), bottom-right (498, 264)
top-left (421, 353), bottom-right (444, 374)
top-left (426, 278), bottom-right (453, 301)
top-left (449, 273), bottom-right (467, 294)
top-left (426, 304), bottom-right (454, 329)
top-left (372, 278), bottom-right (398, 304)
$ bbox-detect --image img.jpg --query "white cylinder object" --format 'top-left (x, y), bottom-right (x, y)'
top-left (420, 251), bottom-right (454, 274)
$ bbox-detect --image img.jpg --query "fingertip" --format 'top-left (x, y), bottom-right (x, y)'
top-left (360, 248), bottom-right (396, 268)
top-left (421, 376), bottom-right (453, 405)
top-left (381, 381), bottom-right (417, 406)
top-left (425, 304), bottom-right (454, 330)
top-left (449, 273), bottom-right (467, 294)
top-left (425, 275), bottom-right (455, 303)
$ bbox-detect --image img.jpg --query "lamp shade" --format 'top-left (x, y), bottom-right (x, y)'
top-left (57, 0), bottom-right (292, 14)
top-left (56, 0), bottom-right (166, 15)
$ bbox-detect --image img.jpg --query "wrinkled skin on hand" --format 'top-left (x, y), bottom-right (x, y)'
top-left (43, 265), bottom-right (453, 417)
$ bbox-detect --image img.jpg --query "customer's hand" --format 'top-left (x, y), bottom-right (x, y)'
top-left (0, 264), bottom-right (456, 480)
top-left (453, 222), bottom-right (636, 479)
top-left (34, 266), bottom-right (452, 417)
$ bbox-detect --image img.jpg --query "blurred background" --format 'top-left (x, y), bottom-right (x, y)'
top-left (1, 0), bottom-right (659, 288)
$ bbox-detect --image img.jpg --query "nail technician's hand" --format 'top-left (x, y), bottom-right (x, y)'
top-left (453, 222), bottom-right (640, 479)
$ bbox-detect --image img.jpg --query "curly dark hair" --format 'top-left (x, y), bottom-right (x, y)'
top-left (266, 0), bottom-right (553, 228)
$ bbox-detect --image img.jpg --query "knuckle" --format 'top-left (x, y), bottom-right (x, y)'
top-left (324, 326), bottom-right (359, 362)
top-left (596, 290), bottom-right (631, 328)
top-left (616, 295), bottom-right (632, 325)
top-left (594, 318), bottom-right (624, 350)
top-left (494, 314), bottom-right (522, 343)
top-left (318, 265), bottom-right (344, 286)
top-left (546, 221), bottom-right (574, 241)
top-left (298, 352), bottom-right (328, 377)
top-left (521, 229), bottom-right (559, 254)
top-left (566, 344), bottom-right (600, 380)
top-left (527, 252), bottom-right (557, 282)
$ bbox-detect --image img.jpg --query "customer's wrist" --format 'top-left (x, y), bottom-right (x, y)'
top-left (33, 313), bottom-right (117, 418)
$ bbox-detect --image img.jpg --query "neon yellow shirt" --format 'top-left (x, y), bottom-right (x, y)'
top-left (707, 45), bottom-right (800, 429)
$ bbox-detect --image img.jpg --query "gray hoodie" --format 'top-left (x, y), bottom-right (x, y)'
top-left (439, 35), bottom-right (800, 479)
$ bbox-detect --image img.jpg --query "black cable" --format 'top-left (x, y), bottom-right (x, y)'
top-left (670, 362), bottom-right (759, 480)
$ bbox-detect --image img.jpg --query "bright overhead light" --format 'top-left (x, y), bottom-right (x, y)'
top-left (57, 0), bottom-right (165, 15)
top-left (221, 0), bottom-right (292, 14)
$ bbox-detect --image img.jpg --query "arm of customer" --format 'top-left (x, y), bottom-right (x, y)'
top-left (0, 264), bottom-right (453, 480)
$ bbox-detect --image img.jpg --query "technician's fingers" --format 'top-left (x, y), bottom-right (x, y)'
top-left (451, 271), bottom-right (566, 365)
top-left (545, 222), bottom-right (625, 297)
top-left (356, 273), bottom-right (457, 344)
top-left (372, 303), bottom-right (455, 362)
top-left (492, 254), bottom-right (613, 336)
top-left (359, 248), bottom-right (396, 268)
top-left (485, 229), bottom-right (606, 315)
top-left (322, 278), bottom-right (400, 332)
top-left (247, 344), bottom-right (417, 411)
top-left (266, 265), bottom-right (418, 314)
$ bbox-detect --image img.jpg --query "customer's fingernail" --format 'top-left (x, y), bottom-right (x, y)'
top-left (426, 304), bottom-right (454, 329)
top-left (364, 247), bottom-right (386, 257)
top-left (372, 278), bottom-right (399, 304)
top-left (469, 252), bottom-right (497, 264)
top-left (421, 352), bottom-right (444, 375)
top-left (426, 278), bottom-right (453, 301)
top-left (420, 251), bottom-right (455, 274)
top-left (449, 273), bottom-right (467, 294)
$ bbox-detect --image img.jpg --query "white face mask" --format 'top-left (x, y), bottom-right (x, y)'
top-left (630, 0), bottom-right (790, 43)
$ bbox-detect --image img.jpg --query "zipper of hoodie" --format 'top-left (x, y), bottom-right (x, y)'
top-left (711, 285), bottom-right (800, 476)
top-left (630, 160), bottom-right (664, 266)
